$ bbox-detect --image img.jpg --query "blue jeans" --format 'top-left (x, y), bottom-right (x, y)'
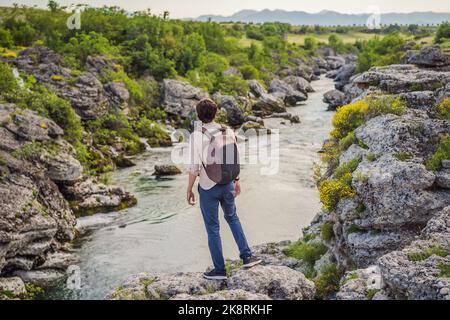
top-left (198, 182), bottom-right (252, 273)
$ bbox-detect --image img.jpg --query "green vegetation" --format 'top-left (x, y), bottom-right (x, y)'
top-left (437, 262), bottom-right (450, 278)
top-left (435, 23), bottom-right (450, 44)
top-left (331, 96), bottom-right (405, 140)
top-left (436, 98), bottom-right (450, 121)
top-left (320, 222), bottom-right (335, 241)
top-left (407, 245), bottom-right (449, 262)
top-left (346, 224), bottom-right (366, 234)
top-left (0, 283), bottom-right (44, 300)
top-left (0, 61), bottom-right (19, 93)
top-left (314, 263), bottom-right (342, 299)
top-left (394, 151), bottom-right (413, 161)
top-left (366, 288), bottom-right (380, 300)
top-left (318, 158), bottom-right (360, 211)
top-left (425, 135), bottom-right (450, 171)
top-left (356, 34), bottom-right (407, 72)
top-left (285, 241), bottom-right (327, 269)
top-left (134, 117), bottom-right (172, 147)
top-left (341, 271), bottom-right (358, 285)
top-left (366, 153), bottom-right (378, 162)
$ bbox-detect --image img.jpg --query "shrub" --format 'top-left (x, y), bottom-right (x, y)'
top-left (438, 262), bottom-right (450, 278)
top-left (2, 51), bottom-right (17, 59)
top-left (314, 263), bottom-right (342, 299)
top-left (331, 101), bottom-right (368, 140)
top-left (134, 117), bottom-right (172, 147)
top-left (407, 245), bottom-right (448, 262)
top-left (9, 86), bottom-right (83, 144)
top-left (102, 70), bottom-right (144, 104)
top-left (338, 131), bottom-right (356, 151)
top-left (357, 34), bottom-right (406, 72)
top-left (425, 135), bottom-right (450, 171)
top-left (0, 61), bottom-right (19, 94)
top-left (366, 289), bottom-right (380, 300)
top-left (318, 158), bottom-right (360, 211)
top-left (303, 37), bottom-right (317, 51)
top-left (238, 64), bottom-right (260, 80)
top-left (436, 98), bottom-right (450, 120)
top-left (0, 28), bottom-right (14, 48)
top-left (319, 175), bottom-right (356, 211)
top-left (216, 75), bottom-right (249, 96)
top-left (435, 22), bottom-right (450, 44)
top-left (284, 241), bottom-right (327, 267)
top-left (347, 224), bottom-right (366, 234)
top-left (366, 95), bottom-right (406, 118)
top-left (331, 96), bottom-right (406, 140)
top-left (333, 158), bottom-right (360, 180)
top-left (320, 222), bottom-right (335, 241)
top-left (51, 75), bottom-right (65, 81)
top-left (90, 113), bottom-right (144, 156)
top-left (394, 151), bottom-right (413, 161)
top-left (366, 153), bottom-right (378, 162)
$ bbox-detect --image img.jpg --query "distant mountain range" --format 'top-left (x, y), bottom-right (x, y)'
top-left (196, 9), bottom-right (450, 26)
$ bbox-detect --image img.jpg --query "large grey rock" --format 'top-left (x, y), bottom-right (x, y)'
top-left (355, 113), bottom-right (450, 159)
top-left (215, 95), bottom-right (245, 126)
top-left (400, 91), bottom-right (436, 110)
top-left (352, 155), bottom-right (448, 229)
top-left (108, 272), bottom-right (224, 300)
top-left (13, 269), bottom-right (66, 288)
top-left (283, 76), bottom-right (314, 94)
top-left (435, 169), bottom-right (450, 189)
top-left (171, 289), bottom-right (271, 300)
top-left (252, 93), bottom-right (286, 116)
top-left (153, 165), bottom-right (182, 176)
top-left (161, 79), bottom-right (209, 119)
top-left (228, 265), bottom-right (315, 300)
top-left (0, 103), bottom-right (63, 141)
top-left (352, 64), bottom-right (450, 94)
top-left (402, 45), bottom-right (450, 69)
top-left (61, 178), bottom-right (137, 216)
top-left (0, 277), bottom-right (26, 297)
top-left (337, 266), bottom-right (383, 300)
top-left (268, 79), bottom-right (307, 107)
top-left (248, 80), bottom-right (267, 98)
top-left (326, 56), bottom-right (346, 70)
top-left (323, 90), bottom-right (345, 110)
top-left (12, 48), bottom-right (126, 120)
top-left (377, 207), bottom-right (450, 300)
top-left (335, 63), bottom-right (357, 91)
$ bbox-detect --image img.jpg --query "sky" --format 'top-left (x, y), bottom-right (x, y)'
top-left (0, 0), bottom-right (449, 18)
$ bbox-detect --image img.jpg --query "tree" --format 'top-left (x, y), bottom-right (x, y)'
top-left (435, 22), bottom-right (450, 44)
top-left (47, 0), bottom-right (59, 12)
top-left (0, 28), bottom-right (14, 48)
top-left (304, 37), bottom-right (317, 52)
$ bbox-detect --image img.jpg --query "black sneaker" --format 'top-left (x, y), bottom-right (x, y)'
top-left (242, 256), bottom-right (262, 268)
top-left (203, 270), bottom-right (227, 280)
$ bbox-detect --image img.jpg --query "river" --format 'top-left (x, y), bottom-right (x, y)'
top-left (51, 77), bottom-right (335, 300)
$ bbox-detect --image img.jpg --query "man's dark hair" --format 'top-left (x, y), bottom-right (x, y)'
top-left (196, 99), bottom-right (218, 123)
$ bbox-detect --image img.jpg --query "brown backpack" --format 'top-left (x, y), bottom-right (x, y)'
top-left (201, 126), bottom-right (240, 184)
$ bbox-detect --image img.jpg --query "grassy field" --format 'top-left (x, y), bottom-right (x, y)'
top-left (287, 32), bottom-right (379, 45)
top-left (236, 32), bottom-right (387, 48)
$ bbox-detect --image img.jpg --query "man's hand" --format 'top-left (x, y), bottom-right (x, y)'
top-left (187, 189), bottom-right (196, 205)
top-left (234, 180), bottom-right (241, 197)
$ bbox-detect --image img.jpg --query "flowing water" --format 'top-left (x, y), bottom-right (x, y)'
top-left (53, 77), bottom-right (335, 299)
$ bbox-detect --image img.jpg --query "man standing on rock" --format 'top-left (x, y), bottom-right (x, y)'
top-left (186, 99), bottom-right (262, 280)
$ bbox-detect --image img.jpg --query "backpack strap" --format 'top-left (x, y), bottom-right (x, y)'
top-left (201, 127), bottom-right (215, 142)
top-left (202, 125), bottom-right (229, 140)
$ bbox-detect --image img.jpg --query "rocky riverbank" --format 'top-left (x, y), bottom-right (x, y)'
top-left (1, 42), bottom-right (339, 298)
top-left (108, 45), bottom-right (449, 301)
